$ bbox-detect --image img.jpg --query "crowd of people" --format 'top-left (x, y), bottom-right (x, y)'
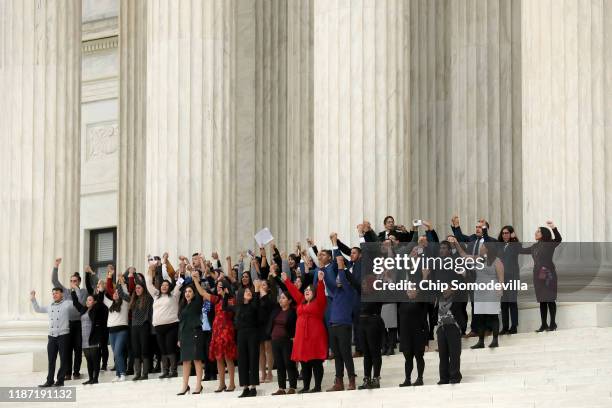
top-left (31, 215), bottom-right (562, 396)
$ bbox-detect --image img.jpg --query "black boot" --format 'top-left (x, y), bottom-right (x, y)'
top-left (399, 379), bottom-right (411, 387)
top-left (413, 377), bottom-right (423, 386)
top-left (159, 355), bottom-right (169, 379)
top-left (358, 377), bottom-right (370, 390)
top-left (489, 336), bottom-right (499, 348)
top-left (470, 336), bottom-right (485, 349)
top-left (132, 358), bottom-right (142, 381)
top-left (168, 354), bottom-right (178, 377)
top-left (535, 324), bottom-right (548, 333)
top-left (140, 358), bottom-right (150, 380)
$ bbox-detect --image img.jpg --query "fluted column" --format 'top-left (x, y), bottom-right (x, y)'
top-left (118, 0), bottom-right (147, 270)
top-left (145, 0), bottom-right (237, 257)
top-left (254, 0), bottom-right (289, 248)
top-left (407, 0), bottom-right (522, 236)
top-left (286, 0), bottom-right (314, 247)
top-left (521, 0), bottom-right (612, 241)
top-left (312, 0), bottom-right (411, 244)
top-left (0, 0), bottom-right (81, 319)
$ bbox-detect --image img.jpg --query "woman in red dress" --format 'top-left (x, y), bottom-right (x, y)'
top-left (194, 276), bottom-right (237, 392)
top-left (281, 270), bottom-right (327, 393)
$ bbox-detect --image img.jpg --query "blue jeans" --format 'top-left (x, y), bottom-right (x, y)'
top-left (109, 329), bottom-right (128, 376)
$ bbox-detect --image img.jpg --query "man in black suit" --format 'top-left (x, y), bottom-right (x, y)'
top-left (450, 216), bottom-right (497, 337)
top-left (378, 216), bottom-right (416, 242)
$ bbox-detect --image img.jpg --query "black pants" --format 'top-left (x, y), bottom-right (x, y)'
top-left (436, 324), bottom-right (462, 383)
top-left (237, 328), bottom-right (260, 387)
top-left (359, 315), bottom-right (383, 378)
top-left (455, 302), bottom-right (468, 335)
top-left (131, 322), bottom-right (151, 359)
top-left (426, 303), bottom-right (438, 340)
top-left (401, 331), bottom-right (426, 380)
top-left (83, 346), bottom-right (100, 382)
top-left (99, 327), bottom-right (109, 368)
top-left (501, 302), bottom-right (518, 330)
top-left (271, 338), bottom-right (297, 389)
top-left (301, 359), bottom-right (323, 390)
top-left (155, 322), bottom-right (179, 355)
top-left (67, 320), bottom-right (82, 375)
top-left (202, 331), bottom-right (217, 379)
top-left (46, 334), bottom-right (69, 384)
top-left (329, 324), bottom-right (355, 378)
top-left (352, 304), bottom-right (361, 352)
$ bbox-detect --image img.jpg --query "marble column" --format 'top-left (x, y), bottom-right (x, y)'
top-left (521, 0), bottom-right (612, 242)
top-left (312, 0), bottom-right (411, 244)
top-left (408, 0), bottom-right (522, 237)
top-left (145, 0), bottom-right (237, 258)
top-left (286, 0), bottom-right (314, 247)
top-left (118, 0), bottom-right (147, 270)
top-left (254, 0), bottom-right (289, 248)
top-left (0, 0), bottom-right (81, 319)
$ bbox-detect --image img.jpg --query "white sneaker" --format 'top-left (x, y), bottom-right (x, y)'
top-left (112, 376), bottom-right (119, 383)
top-left (118, 375), bottom-right (126, 382)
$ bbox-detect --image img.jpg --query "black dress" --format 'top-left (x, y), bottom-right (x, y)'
top-left (398, 301), bottom-right (429, 354)
top-left (519, 228), bottom-right (562, 302)
top-left (179, 294), bottom-right (206, 361)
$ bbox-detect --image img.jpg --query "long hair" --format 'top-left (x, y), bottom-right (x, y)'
top-left (303, 284), bottom-right (317, 304)
top-left (129, 279), bottom-right (151, 311)
top-left (538, 226), bottom-right (553, 242)
top-left (497, 225), bottom-right (520, 242)
top-left (483, 242), bottom-right (499, 266)
top-left (109, 296), bottom-right (123, 313)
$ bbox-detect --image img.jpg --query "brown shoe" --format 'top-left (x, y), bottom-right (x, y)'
top-left (352, 351), bottom-right (363, 358)
top-left (271, 389), bottom-right (286, 395)
top-left (465, 331), bottom-right (478, 338)
top-left (326, 377), bottom-right (344, 392)
top-left (347, 375), bottom-right (356, 390)
top-left (286, 388), bottom-right (296, 394)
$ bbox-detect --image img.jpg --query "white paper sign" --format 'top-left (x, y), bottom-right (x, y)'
top-left (254, 227), bottom-right (274, 247)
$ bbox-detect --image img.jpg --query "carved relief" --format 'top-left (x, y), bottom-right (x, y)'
top-left (86, 122), bottom-right (118, 161)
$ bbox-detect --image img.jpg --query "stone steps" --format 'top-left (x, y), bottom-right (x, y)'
top-left (0, 327), bottom-right (610, 408)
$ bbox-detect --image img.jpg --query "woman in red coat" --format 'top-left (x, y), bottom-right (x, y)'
top-left (281, 270), bottom-right (327, 393)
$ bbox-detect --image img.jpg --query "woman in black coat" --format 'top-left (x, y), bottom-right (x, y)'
top-left (71, 285), bottom-right (106, 385)
top-left (497, 226), bottom-right (520, 334)
top-left (519, 221), bottom-right (562, 332)
top-left (398, 254), bottom-right (429, 387)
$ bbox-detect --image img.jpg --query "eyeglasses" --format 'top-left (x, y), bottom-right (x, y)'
top-left (502, 231), bottom-right (511, 235)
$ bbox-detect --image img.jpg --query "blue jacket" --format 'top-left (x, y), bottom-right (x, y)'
top-left (324, 267), bottom-right (355, 326)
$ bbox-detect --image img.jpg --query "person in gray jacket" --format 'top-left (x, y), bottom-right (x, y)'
top-left (51, 257), bottom-right (88, 380)
top-left (31, 285), bottom-right (74, 387)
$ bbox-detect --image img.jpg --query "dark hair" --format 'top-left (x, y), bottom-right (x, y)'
top-left (497, 225), bottom-right (519, 242)
top-left (538, 226), bottom-right (553, 242)
top-left (439, 240), bottom-right (452, 253)
top-left (109, 295), bottom-right (123, 313)
top-left (129, 282), bottom-right (151, 311)
top-left (192, 253), bottom-right (199, 257)
top-left (351, 247), bottom-right (362, 254)
top-left (72, 272), bottom-right (82, 282)
top-left (303, 284), bottom-right (317, 303)
top-left (320, 249), bottom-right (332, 259)
top-left (52, 287), bottom-right (63, 292)
top-left (483, 242), bottom-right (499, 265)
top-left (383, 215), bottom-right (395, 224)
top-left (240, 271), bottom-right (253, 289)
top-left (157, 279), bottom-right (173, 298)
top-left (179, 284), bottom-right (197, 314)
top-left (288, 254), bottom-right (300, 264)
